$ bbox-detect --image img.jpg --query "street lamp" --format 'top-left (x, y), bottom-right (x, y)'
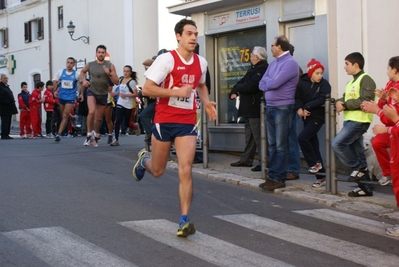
top-left (67, 20), bottom-right (90, 44)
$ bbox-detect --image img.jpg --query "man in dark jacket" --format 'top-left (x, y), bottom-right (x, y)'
top-left (229, 46), bottom-right (268, 169)
top-left (0, 74), bottom-right (18, 139)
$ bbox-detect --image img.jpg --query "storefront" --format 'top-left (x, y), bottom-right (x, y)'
top-left (170, 0), bottom-right (323, 152)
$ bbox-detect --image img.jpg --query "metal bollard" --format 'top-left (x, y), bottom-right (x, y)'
top-left (330, 98), bottom-right (337, 194)
top-left (202, 102), bottom-right (209, 168)
top-left (324, 95), bottom-right (331, 192)
top-left (260, 97), bottom-right (267, 180)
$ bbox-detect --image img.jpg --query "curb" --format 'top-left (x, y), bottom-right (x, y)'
top-left (166, 162), bottom-right (399, 223)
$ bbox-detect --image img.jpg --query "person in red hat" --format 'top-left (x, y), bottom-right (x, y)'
top-left (295, 59), bottom-right (331, 188)
top-left (361, 56), bottom-right (399, 187)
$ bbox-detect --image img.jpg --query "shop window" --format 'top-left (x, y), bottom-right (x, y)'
top-left (58, 6), bottom-right (63, 29)
top-left (0, 28), bottom-right (8, 48)
top-left (24, 17), bottom-right (44, 43)
top-left (215, 28), bottom-right (265, 124)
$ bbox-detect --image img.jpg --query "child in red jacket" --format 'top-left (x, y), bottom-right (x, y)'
top-left (361, 56), bottom-right (399, 186)
top-left (43, 80), bottom-right (55, 137)
top-left (17, 81), bottom-right (32, 138)
top-left (372, 83), bottom-right (399, 236)
top-left (29, 81), bottom-right (45, 138)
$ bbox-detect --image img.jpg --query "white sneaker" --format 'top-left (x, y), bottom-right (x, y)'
top-left (312, 179), bottom-right (326, 188)
top-left (308, 162), bottom-right (323, 174)
top-left (386, 224), bottom-right (399, 236)
top-left (110, 139), bottom-right (120, 146)
top-left (378, 176), bottom-right (392, 186)
top-left (83, 135), bottom-right (91, 146)
top-left (92, 136), bottom-right (99, 147)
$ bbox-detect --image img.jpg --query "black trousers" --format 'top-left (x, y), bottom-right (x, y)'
top-left (1, 115), bottom-right (12, 138)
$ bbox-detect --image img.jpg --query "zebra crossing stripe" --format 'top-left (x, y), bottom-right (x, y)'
top-left (3, 226), bottom-right (137, 267)
top-left (214, 214), bottom-right (399, 267)
top-left (118, 219), bottom-right (295, 267)
top-left (293, 208), bottom-right (396, 239)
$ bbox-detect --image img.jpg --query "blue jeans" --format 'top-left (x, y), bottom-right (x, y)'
top-left (287, 114), bottom-right (300, 176)
top-left (331, 120), bottom-right (373, 190)
top-left (266, 104), bottom-right (295, 183)
top-left (139, 101), bottom-right (155, 138)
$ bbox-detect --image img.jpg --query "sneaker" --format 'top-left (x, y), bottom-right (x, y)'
top-left (46, 134), bottom-right (51, 138)
top-left (107, 134), bottom-right (113, 144)
top-left (132, 149), bottom-right (150, 181)
top-left (92, 136), bottom-right (99, 147)
top-left (386, 224), bottom-right (399, 237)
top-left (37, 134), bottom-right (44, 138)
top-left (21, 135), bottom-right (26, 139)
top-left (378, 175), bottom-right (392, 186)
top-left (312, 179), bottom-right (326, 188)
top-left (26, 134), bottom-right (33, 139)
top-left (347, 168), bottom-right (369, 182)
top-left (176, 221), bottom-right (196, 237)
top-left (348, 187), bottom-right (373, 197)
top-left (308, 163), bottom-right (323, 174)
top-left (83, 135), bottom-right (91, 146)
top-left (54, 135), bottom-right (61, 142)
top-left (110, 139), bottom-right (119, 146)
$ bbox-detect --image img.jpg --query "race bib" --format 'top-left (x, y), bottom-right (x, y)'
top-left (61, 80), bottom-right (74, 89)
top-left (168, 89), bottom-right (195, 109)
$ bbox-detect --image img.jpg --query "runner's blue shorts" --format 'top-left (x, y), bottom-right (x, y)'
top-left (152, 123), bottom-right (197, 142)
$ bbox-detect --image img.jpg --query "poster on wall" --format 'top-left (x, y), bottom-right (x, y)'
top-left (216, 28), bottom-right (266, 123)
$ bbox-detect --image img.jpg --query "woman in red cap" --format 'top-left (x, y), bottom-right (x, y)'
top-left (295, 59), bottom-right (331, 188)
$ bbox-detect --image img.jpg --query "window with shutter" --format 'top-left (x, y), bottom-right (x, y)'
top-left (24, 21), bottom-right (31, 43)
top-left (38, 17), bottom-right (44, 40)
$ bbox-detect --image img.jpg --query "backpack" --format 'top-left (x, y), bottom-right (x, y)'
top-left (119, 77), bottom-right (134, 93)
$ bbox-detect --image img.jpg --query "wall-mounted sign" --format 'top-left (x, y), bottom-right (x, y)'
top-left (7, 55), bottom-right (16, 74)
top-left (209, 6), bottom-right (263, 30)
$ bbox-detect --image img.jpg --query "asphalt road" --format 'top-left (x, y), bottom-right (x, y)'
top-left (0, 135), bottom-right (398, 267)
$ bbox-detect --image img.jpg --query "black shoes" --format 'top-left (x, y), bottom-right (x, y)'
top-left (251, 165), bottom-right (261, 172)
top-left (348, 187), bottom-right (373, 197)
top-left (230, 161), bottom-right (252, 167)
top-left (1, 136), bottom-right (13, 139)
top-left (347, 168), bottom-right (369, 182)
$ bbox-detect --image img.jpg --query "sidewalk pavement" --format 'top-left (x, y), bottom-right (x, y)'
top-left (167, 152), bottom-right (399, 223)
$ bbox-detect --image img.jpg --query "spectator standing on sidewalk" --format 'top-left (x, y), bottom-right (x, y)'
top-left (29, 81), bottom-right (45, 138)
top-left (80, 45), bottom-right (119, 147)
top-left (296, 59), bottom-right (331, 188)
top-left (132, 19), bottom-right (217, 237)
top-left (17, 81), bottom-right (32, 138)
top-left (286, 44), bottom-right (302, 180)
top-left (229, 46), bottom-right (268, 170)
top-left (370, 83), bottom-right (399, 236)
top-left (331, 52), bottom-right (376, 197)
top-left (0, 74), bottom-right (18, 139)
top-left (43, 80), bottom-right (55, 138)
top-left (258, 36), bottom-right (299, 191)
top-left (361, 56), bottom-right (399, 186)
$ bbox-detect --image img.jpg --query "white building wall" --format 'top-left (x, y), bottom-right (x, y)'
top-left (0, 0), bottom-right (159, 121)
top-left (328, 0), bottom-right (399, 131)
